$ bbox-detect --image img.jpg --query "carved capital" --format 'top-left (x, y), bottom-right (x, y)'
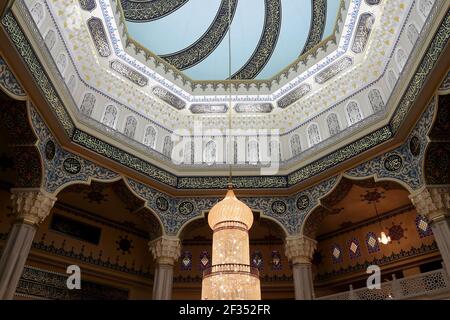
top-left (10, 188), bottom-right (57, 226)
top-left (149, 236), bottom-right (181, 265)
top-left (285, 235), bottom-right (317, 265)
top-left (409, 186), bottom-right (450, 221)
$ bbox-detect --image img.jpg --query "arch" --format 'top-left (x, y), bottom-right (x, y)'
top-left (143, 125), bottom-right (157, 148)
top-left (101, 104), bottom-right (118, 128)
top-left (346, 101), bottom-right (363, 125)
top-left (123, 115), bottom-right (137, 139)
top-left (269, 139), bottom-right (281, 162)
top-left (307, 123), bottom-right (321, 147)
top-left (407, 23), bottom-right (419, 46)
top-left (162, 135), bottom-right (173, 158)
top-left (204, 140), bottom-right (217, 165)
top-left (396, 48), bottom-right (407, 71)
top-left (31, 2), bottom-right (44, 25)
top-left (290, 133), bottom-right (302, 156)
top-left (326, 113), bottom-right (341, 135)
top-left (176, 208), bottom-right (289, 240)
top-left (80, 92), bottom-right (95, 116)
top-left (247, 139), bottom-right (259, 165)
top-left (388, 69), bottom-right (397, 90)
top-left (56, 53), bottom-right (67, 74)
top-left (418, 0), bottom-right (434, 18)
top-left (44, 29), bottom-right (56, 51)
top-left (300, 175), bottom-right (413, 238)
top-left (368, 88), bottom-right (385, 114)
top-left (54, 177), bottom-right (165, 238)
top-left (67, 74), bottom-right (76, 93)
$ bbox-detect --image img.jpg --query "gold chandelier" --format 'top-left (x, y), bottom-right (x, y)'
top-left (201, 0), bottom-right (260, 300)
top-left (201, 185), bottom-right (261, 300)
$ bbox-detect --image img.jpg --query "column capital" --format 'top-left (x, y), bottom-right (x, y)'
top-left (10, 188), bottom-right (57, 226)
top-left (149, 236), bottom-right (181, 265)
top-left (409, 186), bottom-right (450, 221)
top-left (285, 235), bottom-right (317, 265)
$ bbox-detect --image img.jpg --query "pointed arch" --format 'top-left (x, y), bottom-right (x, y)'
top-left (346, 101), bottom-right (363, 125)
top-left (80, 92), bottom-right (96, 117)
top-left (290, 134), bottom-right (302, 156)
top-left (123, 115), bottom-right (137, 139)
top-left (143, 125), bottom-right (157, 148)
top-left (326, 113), bottom-right (341, 136)
top-left (307, 123), bottom-right (321, 147)
top-left (101, 105), bottom-right (118, 128)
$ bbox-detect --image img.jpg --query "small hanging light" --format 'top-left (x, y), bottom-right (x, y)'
top-left (378, 231), bottom-right (391, 245)
top-left (372, 195), bottom-right (391, 245)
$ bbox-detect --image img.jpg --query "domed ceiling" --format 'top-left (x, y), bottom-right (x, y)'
top-left (122, 0), bottom-right (341, 80)
top-left (3, 0), bottom-right (444, 189)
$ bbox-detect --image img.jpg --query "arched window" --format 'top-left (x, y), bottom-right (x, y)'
top-left (31, 2), bottom-right (44, 25)
top-left (346, 102), bottom-right (363, 125)
top-left (326, 113), bottom-right (341, 135)
top-left (307, 124), bottom-right (321, 147)
top-left (269, 140), bottom-right (281, 162)
top-left (396, 48), bottom-right (407, 70)
top-left (44, 29), bottom-right (56, 51)
top-left (204, 140), bottom-right (217, 165)
top-left (369, 89), bottom-right (384, 113)
top-left (143, 125), bottom-right (156, 148)
top-left (80, 93), bottom-right (95, 116)
top-left (123, 115), bottom-right (137, 139)
top-left (67, 75), bottom-right (76, 93)
top-left (290, 134), bottom-right (301, 156)
top-left (163, 136), bottom-right (173, 158)
top-left (56, 53), bottom-right (67, 73)
top-left (419, 0), bottom-right (433, 18)
top-left (388, 70), bottom-right (397, 89)
top-left (407, 24), bottom-right (419, 45)
top-left (184, 140), bottom-right (194, 164)
top-left (247, 140), bottom-right (259, 165)
top-left (101, 105), bottom-right (117, 128)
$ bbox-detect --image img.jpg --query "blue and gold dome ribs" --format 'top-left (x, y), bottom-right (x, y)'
top-left (123, 0), bottom-right (340, 80)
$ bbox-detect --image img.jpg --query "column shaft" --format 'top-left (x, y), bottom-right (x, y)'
top-left (292, 263), bottom-right (314, 300)
top-left (0, 222), bottom-right (37, 299)
top-left (431, 218), bottom-right (450, 276)
top-left (153, 264), bottom-right (174, 300)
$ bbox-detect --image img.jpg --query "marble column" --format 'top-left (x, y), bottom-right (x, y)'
top-left (285, 235), bottom-right (317, 300)
top-left (0, 188), bottom-right (56, 300)
top-left (410, 186), bottom-right (450, 276)
top-left (149, 235), bottom-right (181, 300)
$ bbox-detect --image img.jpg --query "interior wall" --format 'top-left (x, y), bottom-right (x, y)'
top-left (313, 207), bottom-right (440, 297)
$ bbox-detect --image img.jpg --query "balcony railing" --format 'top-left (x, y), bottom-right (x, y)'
top-left (203, 263), bottom-right (260, 279)
top-left (316, 268), bottom-right (450, 300)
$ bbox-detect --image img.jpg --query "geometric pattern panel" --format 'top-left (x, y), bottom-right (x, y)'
top-left (415, 215), bottom-right (433, 238)
top-left (365, 232), bottom-right (380, 254)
